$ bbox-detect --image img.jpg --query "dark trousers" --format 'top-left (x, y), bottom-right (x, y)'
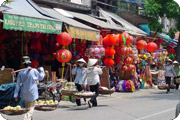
top-left (90, 83), bottom-right (99, 106)
top-left (165, 77), bottom-right (171, 92)
top-left (174, 77), bottom-right (179, 89)
top-left (75, 83), bottom-right (82, 106)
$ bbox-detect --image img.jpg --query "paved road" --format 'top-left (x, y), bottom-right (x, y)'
top-left (2, 88), bottom-right (180, 120)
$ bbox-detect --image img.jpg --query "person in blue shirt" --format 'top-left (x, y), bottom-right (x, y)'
top-left (72, 58), bottom-right (87, 106)
top-left (14, 56), bottom-right (45, 120)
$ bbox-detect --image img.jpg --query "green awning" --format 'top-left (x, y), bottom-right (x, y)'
top-left (3, 13), bottom-right (62, 34)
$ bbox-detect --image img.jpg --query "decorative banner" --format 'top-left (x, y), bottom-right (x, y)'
top-left (3, 14), bottom-right (62, 34)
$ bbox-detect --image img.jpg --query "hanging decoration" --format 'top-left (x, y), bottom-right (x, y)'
top-left (56, 32), bottom-right (72, 46)
top-left (136, 40), bottom-right (147, 51)
top-left (147, 42), bottom-right (158, 53)
top-left (105, 47), bottom-right (116, 57)
top-left (104, 58), bottom-right (114, 67)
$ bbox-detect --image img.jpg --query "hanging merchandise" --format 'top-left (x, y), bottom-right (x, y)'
top-left (124, 56), bottom-right (133, 65)
top-left (169, 48), bottom-right (175, 55)
top-left (85, 45), bottom-right (105, 59)
top-left (136, 40), bottom-right (147, 51)
top-left (55, 49), bottom-right (72, 63)
top-left (103, 34), bottom-right (117, 48)
top-left (156, 38), bottom-right (162, 45)
top-left (104, 58), bottom-right (114, 67)
top-left (147, 42), bottom-right (158, 53)
top-left (105, 47), bottom-right (116, 57)
top-left (56, 32), bottom-right (72, 46)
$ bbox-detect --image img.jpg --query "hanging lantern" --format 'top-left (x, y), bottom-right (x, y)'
top-left (122, 65), bottom-right (128, 72)
top-left (147, 42), bottom-right (158, 52)
top-left (103, 34), bottom-right (117, 47)
top-left (156, 38), bottom-right (162, 45)
top-left (113, 34), bottom-right (119, 46)
top-left (115, 46), bottom-right (121, 56)
top-left (114, 56), bottom-right (123, 64)
top-left (105, 47), bottom-right (116, 57)
top-left (104, 58), bottom-right (114, 67)
top-left (126, 35), bottom-right (133, 45)
top-left (125, 56), bottom-right (133, 64)
top-left (170, 48), bottom-right (175, 55)
top-left (120, 46), bottom-right (128, 56)
top-left (56, 32), bottom-right (72, 46)
top-left (122, 32), bottom-right (130, 41)
top-left (56, 49), bottom-right (72, 62)
top-left (136, 40), bottom-right (147, 50)
top-left (128, 64), bottom-right (136, 71)
top-left (118, 34), bottom-right (124, 46)
top-left (126, 47), bottom-right (133, 56)
top-left (94, 47), bottom-right (100, 54)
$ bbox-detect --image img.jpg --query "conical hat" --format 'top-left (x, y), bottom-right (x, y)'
top-left (76, 58), bottom-right (86, 64)
top-left (167, 58), bottom-right (173, 62)
top-left (87, 59), bottom-right (98, 67)
top-left (173, 61), bottom-right (179, 64)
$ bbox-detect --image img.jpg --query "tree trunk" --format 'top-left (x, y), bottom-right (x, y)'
top-left (175, 33), bottom-right (180, 62)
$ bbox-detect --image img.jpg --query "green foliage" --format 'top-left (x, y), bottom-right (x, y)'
top-left (168, 28), bottom-right (177, 38)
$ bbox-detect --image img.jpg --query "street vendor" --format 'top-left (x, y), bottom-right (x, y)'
top-left (165, 59), bottom-right (176, 93)
top-left (14, 56), bottom-right (45, 120)
top-left (83, 58), bottom-right (103, 108)
top-left (173, 61), bottom-right (180, 90)
top-left (72, 58), bottom-right (87, 106)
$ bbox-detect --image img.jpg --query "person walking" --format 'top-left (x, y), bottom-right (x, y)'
top-left (72, 58), bottom-right (87, 106)
top-left (173, 61), bottom-right (180, 90)
top-left (14, 56), bottom-right (45, 120)
top-left (83, 59), bottom-right (103, 107)
top-left (165, 59), bottom-right (176, 93)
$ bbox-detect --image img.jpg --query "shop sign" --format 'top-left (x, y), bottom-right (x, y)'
top-left (3, 14), bottom-right (62, 34)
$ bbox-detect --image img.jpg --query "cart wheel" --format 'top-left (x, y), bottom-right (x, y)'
top-left (41, 91), bottom-right (54, 101)
top-left (53, 92), bottom-right (62, 102)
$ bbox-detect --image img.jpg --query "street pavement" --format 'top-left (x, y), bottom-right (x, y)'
top-left (2, 87), bottom-right (180, 120)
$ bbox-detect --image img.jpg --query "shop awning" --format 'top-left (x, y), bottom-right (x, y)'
top-left (41, 7), bottom-right (100, 41)
top-left (66, 11), bottom-right (125, 31)
top-left (1, 0), bottom-right (62, 34)
top-left (99, 10), bottom-right (147, 36)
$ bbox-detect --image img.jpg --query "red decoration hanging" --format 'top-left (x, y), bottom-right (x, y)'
top-left (122, 65), bottom-right (128, 72)
top-left (156, 38), bottom-right (163, 45)
top-left (147, 42), bottom-right (158, 52)
top-left (128, 64), bottom-right (136, 71)
top-left (103, 34), bottom-right (117, 47)
top-left (56, 32), bottom-right (72, 46)
top-left (113, 34), bottom-right (119, 46)
top-left (126, 35), bottom-right (133, 45)
top-left (120, 46), bottom-right (127, 55)
top-left (122, 32), bottom-right (130, 41)
top-left (136, 40), bottom-right (147, 50)
top-left (126, 47), bottom-right (133, 56)
top-left (125, 56), bottom-right (133, 64)
top-left (56, 49), bottom-right (72, 62)
top-left (114, 56), bottom-right (123, 64)
top-left (118, 34), bottom-right (124, 46)
top-left (104, 58), bottom-right (114, 67)
top-left (105, 47), bottom-right (116, 57)
top-left (170, 48), bottom-right (175, 54)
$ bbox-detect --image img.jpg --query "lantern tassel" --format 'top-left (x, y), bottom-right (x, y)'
top-left (61, 62), bottom-right (65, 79)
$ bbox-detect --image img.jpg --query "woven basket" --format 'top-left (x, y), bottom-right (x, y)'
top-left (61, 90), bottom-right (77, 96)
top-left (0, 109), bottom-right (29, 116)
top-left (35, 104), bottom-right (58, 111)
top-left (99, 89), bottom-right (115, 95)
top-left (158, 85), bottom-right (168, 90)
top-left (74, 94), bottom-right (95, 98)
top-left (176, 78), bottom-right (180, 84)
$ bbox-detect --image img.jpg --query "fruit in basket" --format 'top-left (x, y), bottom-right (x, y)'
top-left (54, 100), bottom-right (58, 104)
top-left (49, 100), bottom-right (54, 104)
top-left (38, 100), bottom-right (43, 104)
top-left (3, 106), bottom-right (11, 110)
top-left (15, 105), bottom-right (21, 110)
top-left (45, 101), bottom-right (50, 105)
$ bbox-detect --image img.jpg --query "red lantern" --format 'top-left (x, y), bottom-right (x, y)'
top-left (170, 48), bottom-right (175, 54)
top-left (120, 46), bottom-right (127, 55)
top-left (128, 64), bottom-right (136, 71)
top-left (56, 49), bottom-right (72, 62)
top-left (136, 40), bottom-right (147, 50)
top-left (113, 34), bottom-right (119, 46)
top-left (126, 47), bottom-right (133, 56)
top-left (126, 35), bottom-right (133, 45)
top-left (125, 57), bottom-right (133, 64)
top-left (103, 34), bottom-right (117, 47)
top-left (99, 35), bottom-right (103, 45)
top-left (114, 56), bottom-right (123, 64)
top-left (56, 32), bottom-right (72, 46)
top-left (147, 42), bottom-right (158, 52)
top-left (122, 32), bottom-right (130, 41)
top-left (115, 46), bottom-right (121, 56)
top-left (118, 34), bottom-right (124, 46)
top-left (104, 58), bottom-right (114, 67)
top-left (105, 47), bottom-right (116, 57)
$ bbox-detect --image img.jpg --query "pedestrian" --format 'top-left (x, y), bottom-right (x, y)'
top-left (173, 61), bottom-right (180, 90)
top-left (83, 59), bottom-right (103, 108)
top-left (72, 58), bottom-right (87, 106)
top-left (157, 65), bottom-right (165, 85)
top-left (14, 56), bottom-right (45, 120)
top-left (165, 59), bottom-right (176, 93)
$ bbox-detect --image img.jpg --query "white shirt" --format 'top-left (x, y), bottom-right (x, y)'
top-left (165, 65), bottom-right (176, 77)
top-left (72, 67), bottom-right (86, 85)
top-left (83, 67), bottom-right (103, 86)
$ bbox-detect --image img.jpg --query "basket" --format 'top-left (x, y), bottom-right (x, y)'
top-left (74, 94), bottom-right (94, 98)
top-left (0, 109), bottom-right (29, 116)
top-left (35, 104), bottom-right (58, 111)
top-left (176, 78), bottom-right (180, 84)
top-left (158, 85), bottom-right (168, 90)
top-left (61, 90), bottom-right (77, 96)
top-left (99, 89), bottom-right (115, 95)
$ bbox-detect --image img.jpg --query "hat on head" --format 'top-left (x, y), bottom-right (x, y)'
top-left (173, 61), bottom-right (179, 64)
top-left (76, 58), bottom-right (86, 64)
top-left (22, 56), bottom-right (31, 64)
top-left (87, 59), bottom-right (98, 67)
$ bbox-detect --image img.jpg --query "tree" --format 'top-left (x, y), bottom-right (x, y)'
top-left (144, 0), bottom-right (180, 61)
